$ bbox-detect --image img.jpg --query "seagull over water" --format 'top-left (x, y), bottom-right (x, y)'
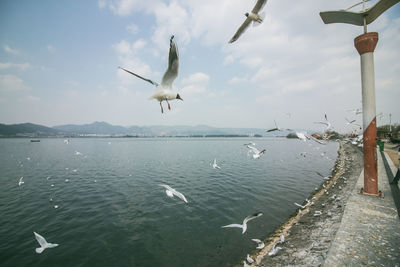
top-left (33, 232), bottom-right (59, 254)
top-left (314, 114), bottom-right (332, 131)
top-left (229, 0), bottom-right (268, 43)
top-left (212, 158), bottom-right (221, 169)
top-left (18, 177), bottom-right (24, 186)
top-left (252, 238), bottom-right (265, 249)
top-left (222, 212), bottom-right (263, 234)
top-left (119, 35), bottom-right (183, 113)
top-left (246, 145), bottom-right (266, 159)
top-left (159, 184), bottom-right (188, 203)
top-left (266, 119), bottom-right (292, 132)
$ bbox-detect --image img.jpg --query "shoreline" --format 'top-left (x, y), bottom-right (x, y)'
top-left (242, 141), bottom-right (363, 266)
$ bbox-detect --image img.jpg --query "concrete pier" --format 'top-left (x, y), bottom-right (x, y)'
top-left (324, 150), bottom-right (400, 266)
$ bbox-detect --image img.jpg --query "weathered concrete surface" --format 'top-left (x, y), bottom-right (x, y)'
top-left (245, 143), bottom-right (400, 267)
top-left (324, 150), bottom-right (400, 267)
top-left (252, 142), bottom-right (364, 266)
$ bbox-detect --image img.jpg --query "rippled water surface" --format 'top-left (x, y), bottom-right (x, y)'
top-left (0, 137), bottom-right (338, 267)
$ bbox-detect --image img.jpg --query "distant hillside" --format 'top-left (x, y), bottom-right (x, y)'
top-left (0, 123), bottom-right (62, 137)
top-left (53, 122), bottom-right (268, 136)
top-left (0, 121), bottom-right (280, 137)
top-left (53, 121), bottom-right (129, 135)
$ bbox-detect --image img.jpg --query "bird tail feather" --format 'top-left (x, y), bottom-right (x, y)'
top-left (253, 12), bottom-right (265, 27)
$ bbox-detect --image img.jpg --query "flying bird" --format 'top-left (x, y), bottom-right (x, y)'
top-left (314, 114), bottom-right (332, 131)
top-left (159, 184), bottom-right (188, 203)
top-left (212, 158), bottom-right (221, 169)
top-left (246, 145), bottom-right (266, 159)
top-left (251, 238), bottom-right (265, 249)
top-left (295, 132), bottom-right (309, 142)
top-left (266, 119), bottom-right (292, 132)
top-left (18, 177), bottom-right (24, 186)
top-left (221, 212), bottom-right (263, 234)
top-left (119, 35), bottom-right (183, 113)
top-left (229, 0), bottom-right (268, 43)
top-left (33, 232), bottom-right (59, 254)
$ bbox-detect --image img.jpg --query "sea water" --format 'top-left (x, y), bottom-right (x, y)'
top-left (0, 137), bottom-right (338, 266)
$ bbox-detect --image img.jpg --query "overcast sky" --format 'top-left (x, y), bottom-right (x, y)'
top-left (0, 0), bottom-right (399, 133)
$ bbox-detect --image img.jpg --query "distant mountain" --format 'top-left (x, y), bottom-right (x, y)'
top-left (0, 123), bottom-right (62, 137)
top-left (0, 121), bottom-right (286, 137)
top-left (53, 121), bottom-right (129, 135)
top-left (53, 122), bottom-right (268, 136)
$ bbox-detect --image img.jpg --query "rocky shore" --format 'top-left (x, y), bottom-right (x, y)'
top-left (244, 142), bottom-right (363, 266)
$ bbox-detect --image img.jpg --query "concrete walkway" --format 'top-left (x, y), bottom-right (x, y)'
top-left (324, 150), bottom-right (400, 267)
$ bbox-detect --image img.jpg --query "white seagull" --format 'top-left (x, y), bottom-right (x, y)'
top-left (222, 212), bottom-right (263, 234)
top-left (268, 244), bottom-right (282, 256)
top-left (251, 238), bottom-right (265, 249)
top-left (314, 114), bottom-right (332, 131)
top-left (33, 232), bottom-right (59, 254)
top-left (246, 145), bottom-right (266, 159)
top-left (246, 254), bottom-right (254, 263)
top-left (295, 132), bottom-right (309, 142)
top-left (18, 177), bottom-right (24, 186)
top-left (212, 158), bottom-right (221, 169)
top-left (159, 184), bottom-right (188, 203)
top-left (229, 0), bottom-right (268, 43)
top-left (266, 119), bottom-right (292, 132)
top-left (119, 35), bottom-right (183, 113)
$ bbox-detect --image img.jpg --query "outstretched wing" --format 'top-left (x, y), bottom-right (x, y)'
top-left (246, 145), bottom-right (260, 154)
top-left (229, 17), bottom-right (252, 43)
top-left (34, 232), bottom-right (48, 247)
top-left (172, 189), bottom-right (188, 203)
top-left (222, 224), bottom-right (243, 228)
top-left (161, 35), bottom-right (179, 88)
top-left (243, 212), bottom-right (262, 224)
top-left (118, 67), bottom-right (158, 87)
top-left (252, 0), bottom-right (268, 14)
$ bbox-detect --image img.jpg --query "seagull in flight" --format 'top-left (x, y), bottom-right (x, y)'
top-left (221, 212), bottom-right (263, 234)
top-left (251, 238), bottom-right (265, 249)
top-left (159, 184), bottom-right (188, 203)
top-left (18, 177), bottom-right (24, 186)
top-left (347, 108), bottom-right (362, 115)
top-left (212, 158), bottom-right (221, 169)
top-left (119, 35), bottom-right (183, 113)
top-left (229, 0), bottom-right (268, 43)
top-left (246, 145), bottom-right (266, 159)
top-left (295, 132), bottom-right (310, 142)
top-left (314, 114), bottom-right (332, 131)
top-left (33, 232), bottom-right (59, 254)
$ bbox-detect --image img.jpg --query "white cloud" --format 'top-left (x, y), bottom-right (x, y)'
top-left (182, 72), bottom-right (209, 85)
top-left (126, 23), bottom-right (139, 35)
top-left (181, 72), bottom-right (210, 95)
top-left (47, 45), bottom-right (56, 54)
top-left (3, 44), bottom-right (20, 55)
top-left (18, 95), bottom-right (40, 102)
top-left (98, 0), bottom-right (107, 8)
top-left (0, 74), bottom-right (31, 92)
top-left (0, 62), bottom-right (31, 70)
top-left (223, 55), bottom-right (234, 65)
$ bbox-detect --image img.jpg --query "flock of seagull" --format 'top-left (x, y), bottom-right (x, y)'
top-left (16, 0), bottom-right (368, 263)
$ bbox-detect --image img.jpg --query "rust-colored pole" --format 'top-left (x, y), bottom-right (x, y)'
top-left (354, 32), bottom-right (379, 196)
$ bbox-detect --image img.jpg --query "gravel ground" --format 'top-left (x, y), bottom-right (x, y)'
top-left (243, 142), bottom-right (363, 267)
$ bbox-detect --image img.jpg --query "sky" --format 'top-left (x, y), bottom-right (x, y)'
top-left (0, 0), bottom-right (399, 133)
